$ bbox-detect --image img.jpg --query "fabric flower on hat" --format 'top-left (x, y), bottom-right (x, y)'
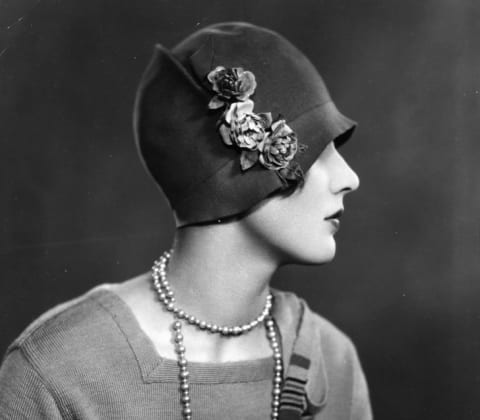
top-left (220, 100), bottom-right (271, 151)
top-left (207, 66), bottom-right (257, 109)
top-left (206, 66), bottom-right (306, 185)
top-left (259, 120), bottom-right (298, 170)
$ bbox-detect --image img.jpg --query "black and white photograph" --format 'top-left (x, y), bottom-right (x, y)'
top-left (0, 1), bottom-right (479, 419)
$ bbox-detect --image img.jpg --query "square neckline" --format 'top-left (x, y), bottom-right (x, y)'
top-left (90, 285), bottom-right (277, 384)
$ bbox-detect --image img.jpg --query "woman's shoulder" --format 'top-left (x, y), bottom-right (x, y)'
top-left (4, 282), bottom-right (131, 371)
top-left (272, 288), bottom-right (355, 352)
top-left (10, 286), bottom-right (104, 345)
top-left (273, 289), bottom-right (364, 393)
top-left (273, 288), bottom-right (371, 419)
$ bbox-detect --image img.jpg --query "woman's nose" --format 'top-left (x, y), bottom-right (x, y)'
top-left (330, 151), bottom-right (360, 194)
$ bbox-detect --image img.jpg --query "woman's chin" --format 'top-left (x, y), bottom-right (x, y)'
top-left (289, 239), bottom-right (337, 265)
top-left (313, 246), bottom-right (337, 265)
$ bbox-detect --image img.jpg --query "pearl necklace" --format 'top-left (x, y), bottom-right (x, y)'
top-left (151, 251), bottom-right (283, 420)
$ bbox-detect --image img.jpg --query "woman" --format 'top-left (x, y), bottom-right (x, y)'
top-left (0, 22), bottom-right (371, 419)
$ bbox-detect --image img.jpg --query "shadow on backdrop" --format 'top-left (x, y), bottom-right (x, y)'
top-left (1, 1), bottom-right (479, 419)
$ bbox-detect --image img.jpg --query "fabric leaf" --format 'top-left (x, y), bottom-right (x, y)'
top-left (240, 150), bottom-right (259, 171)
top-left (278, 162), bottom-right (304, 183)
top-left (219, 124), bottom-right (233, 145)
top-left (208, 96), bottom-right (225, 110)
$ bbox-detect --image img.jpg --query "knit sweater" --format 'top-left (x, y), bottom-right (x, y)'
top-left (0, 286), bottom-right (372, 419)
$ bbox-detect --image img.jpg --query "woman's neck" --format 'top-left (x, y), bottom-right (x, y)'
top-left (165, 222), bottom-right (280, 327)
top-left (113, 221), bottom-right (282, 362)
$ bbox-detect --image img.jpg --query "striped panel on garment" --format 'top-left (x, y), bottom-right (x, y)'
top-left (278, 353), bottom-right (311, 420)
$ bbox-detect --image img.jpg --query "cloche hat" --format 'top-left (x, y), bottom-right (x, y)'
top-left (134, 22), bottom-right (356, 226)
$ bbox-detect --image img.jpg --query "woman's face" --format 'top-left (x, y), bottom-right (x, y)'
top-left (242, 141), bottom-right (360, 265)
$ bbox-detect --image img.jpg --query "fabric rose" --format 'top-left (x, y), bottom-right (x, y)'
top-left (205, 65), bottom-right (305, 181)
top-left (219, 100), bottom-right (270, 151)
top-left (259, 120), bottom-right (298, 170)
top-left (207, 66), bottom-right (257, 109)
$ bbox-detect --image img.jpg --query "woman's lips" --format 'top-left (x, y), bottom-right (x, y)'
top-left (325, 209), bottom-right (344, 220)
top-left (325, 209), bottom-right (344, 231)
top-left (328, 218), bottom-right (340, 230)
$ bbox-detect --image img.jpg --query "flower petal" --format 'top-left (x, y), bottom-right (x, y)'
top-left (235, 100), bottom-right (255, 116)
top-left (224, 104), bottom-right (235, 123)
top-left (207, 66), bottom-right (225, 83)
top-left (233, 67), bottom-right (244, 77)
top-left (271, 119), bottom-right (289, 134)
top-left (258, 112), bottom-right (273, 128)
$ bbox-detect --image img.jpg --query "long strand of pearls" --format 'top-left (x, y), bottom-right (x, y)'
top-left (151, 250), bottom-right (283, 419)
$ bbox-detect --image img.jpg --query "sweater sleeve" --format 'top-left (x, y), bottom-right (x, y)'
top-left (0, 349), bottom-right (63, 419)
top-left (304, 310), bottom-right (372, 420)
